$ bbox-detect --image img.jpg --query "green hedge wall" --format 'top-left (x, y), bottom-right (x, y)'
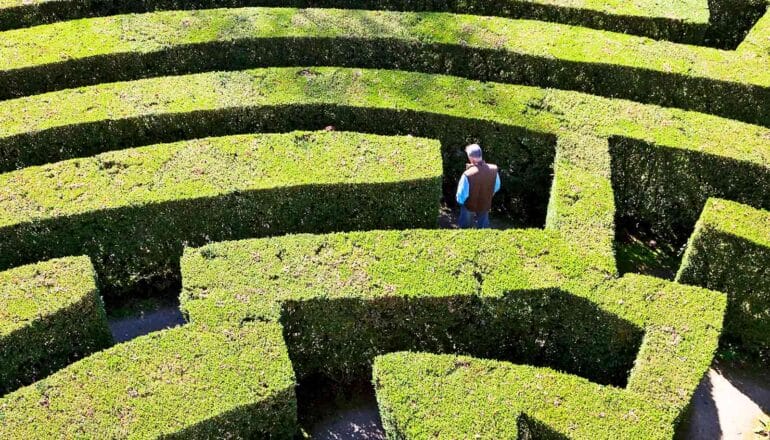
top-left (182, 229), bottom-right (635, 385)
top-left (0, 131), bottom-right (442, 296)
top-left (706, 0), bottom-right (768, 48)
top-left (0, 256), bottom-right (112, 395)
top-left (180, 229), bottom-right (726, 438)
top-left (676, 198), bottom-right (770, 361)
top-left (0, 323), bottom-right (297, 438)
top-left (0, 8), bottom-right (767, 124)
top-left (0, 0), bottom-right (710, 43)
top-left (610, 137), bottom-right (770, 245)
top-left (374, 352), bottom-right (671, 439)
top-left (1, 66), bottom-right (767, 250)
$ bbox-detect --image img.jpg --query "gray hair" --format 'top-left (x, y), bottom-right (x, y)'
top-left (465, 143), bottom-right (482, 159)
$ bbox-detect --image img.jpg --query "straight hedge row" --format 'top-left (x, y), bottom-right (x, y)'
top-left (0, 256), bottom-right (111, 395)
top-left (0, 323), bottom-right (297, 439)
top-left (0, 8), bottom-right (768, 123)
top-left (0, 0), bottom-right (711, 43)
top-left (180, 229), bottom-right (726, 438)
top-left (0, 66), bottom-right (767, 252)
top-left (676, 198), bottom-right (770, 361)
top-left (0, 131), bottom-right (442, 296)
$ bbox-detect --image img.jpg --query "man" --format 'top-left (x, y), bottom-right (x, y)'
top-left (456, 144), bottom-right (501, 229)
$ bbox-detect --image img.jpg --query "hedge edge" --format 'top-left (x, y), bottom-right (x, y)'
top-left (0, 256), bottom-right (112, 395)
top-left (676, 197), bottom-right (770, 360)
top-left (0, 322), bottom-right (297, 439)
top-left (0, 131), bottom-right (442, 296)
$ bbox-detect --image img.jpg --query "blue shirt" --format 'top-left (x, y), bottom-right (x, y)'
top-left (456, 172), bottom-right (501, 205)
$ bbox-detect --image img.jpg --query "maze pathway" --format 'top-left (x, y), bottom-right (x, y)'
top-left (0, 1), bottom-right (768, 438)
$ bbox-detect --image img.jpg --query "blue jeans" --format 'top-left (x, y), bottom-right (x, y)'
top-left (459, 206), bottom-right (490, 229)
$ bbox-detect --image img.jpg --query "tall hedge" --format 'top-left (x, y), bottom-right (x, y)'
top-left (1, 67), bottom-right (767, 251)
top-left (0, 256), bottom-right (112, 396)
top-left (0, 8), bottom-right (768, 125)
top-left (180, 229), bottom-right (726, 438)
top-left (0, 131), bottom-right (442, 296)
top-left (610, 137), bottom-right (770, 245)
top-left (677, 198), bottom-right (770, 361)
top-left (374, 352), bottom-right (672, 439)
top-left (182, 230), bottom-right (635, 385)
top-left (0, 0), bottom-right (710, 43)
top-left (0, 323), bottom-right (297, 438)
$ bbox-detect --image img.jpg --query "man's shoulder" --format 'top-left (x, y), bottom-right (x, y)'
top-left (463, 165), bottom-right (479, 176)
top-left (488, 163), bottom-right (498, 172)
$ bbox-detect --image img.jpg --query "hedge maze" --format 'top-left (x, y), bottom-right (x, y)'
top-left (0, 0), bottom-right (768, 438)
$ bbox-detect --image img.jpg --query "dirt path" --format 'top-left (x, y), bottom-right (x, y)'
top-left (679, 363), bottom-right (770, 439)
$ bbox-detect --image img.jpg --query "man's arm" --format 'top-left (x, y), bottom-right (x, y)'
top-left (456, 174), bottom-right (469, 205)
top-left (494, 173), bottom-right (501, 194)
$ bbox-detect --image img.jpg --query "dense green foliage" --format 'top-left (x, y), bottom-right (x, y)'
top-left (0, 131), bottom-right (441, 295)
top-left (181, 230), bottom-right (726, 438)
top-left (0, 0), bottom-right (712, 43)
top-left (611, 138), bottom-right (770, 245)
top-left (0, 323), bottom-right (296, 439)
top-left (0, 257), bottom-right (111, 395)
top-left (0, 0), bottom-right (768, 437)
top-left (677, 198), bottom-right (770, 361)
top-left (0, 8), bottom-right (768, 123)
top-left (374, 352), bottom-right (671, 439)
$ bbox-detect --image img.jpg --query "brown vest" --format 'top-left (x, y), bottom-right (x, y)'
top-left (464, 162), bottom-right (498, 212)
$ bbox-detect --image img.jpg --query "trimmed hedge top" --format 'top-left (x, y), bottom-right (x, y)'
top-left (181, 229), bottom-right (726, 436)
top-left (374, 352), bottom-right (672, 439)
top-left (0, 323), bottom-right (297, 439)
top-left (0, 256), bottom-right (112, 395)
top-left (691, 198), bottom-right (770, 247)
top-left (0, 256), bottom-right (96, 336)
top-left (1, 67), bottom-right (769, 168)
top-left (0, 8), bottom-right (764, 96)
top-left (0, 7), bottom-right (717, 72)
top-left (0, 131), bottom-right (440, 228)
top-left (181, 229), bottom-right (604, 326)
top-left (0, 0), bottom-right (713, 43)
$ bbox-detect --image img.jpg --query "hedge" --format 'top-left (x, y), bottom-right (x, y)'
top-left (374, 352), bottom-right (671, 439)
top-left (739, 7), bottom-right (770, 56)
top-left (180, 229), bottom-right (726, 438)
top-left (610, 137), bottom-right (770, 245)
top-left (0, 323), bottom-right (297, 438)
top-left (0, 256), bottom-right (111, 396)
top-left (0, 0), bottom-right (712, 43)
top-left (1, 67), bottom-right (767, 250)
top-left (706, 0), bottom-right (768, 48)
top-left (676, 198), bottom-right (770, 361)
top-left (0, 9), bottom-right (769, 125)
top-left (0, 131), bottom-right (442, 296)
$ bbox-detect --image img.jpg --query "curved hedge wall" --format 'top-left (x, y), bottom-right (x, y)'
top-left (0, 131), bottom-right (442, 295)
top-left (677, 198), bottom-right (770, 361)
top-left (0, 8), bottom-right (768, 124)
top-left (0, 0), bottom-right (712, 43)
top-left (0, 66), bottom-right (766, 248)
top-left (0, 256), bottom-right (111, 395)
top-left (180, 229), bottom-right (726, 438)
top-left (0, 323), bottom-right (296, 439)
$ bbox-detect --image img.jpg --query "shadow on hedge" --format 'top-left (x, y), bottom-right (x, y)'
top-left (280, 289), bottom-right (643, 388)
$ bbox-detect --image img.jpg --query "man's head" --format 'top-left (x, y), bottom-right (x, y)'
top-left (465, 144), bottom-right (483, 165)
